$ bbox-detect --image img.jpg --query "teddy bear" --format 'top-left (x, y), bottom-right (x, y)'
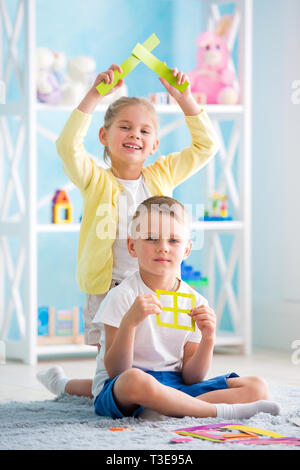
top-left (189, 15), bottom-right (239, 105)
top-left (59, 56), bottom-right (96, 106)
top-left (36, 47), bottom-right (66, 105)
top-left (60, 56), bottom-right (128, 106)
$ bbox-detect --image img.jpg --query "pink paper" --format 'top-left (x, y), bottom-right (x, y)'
top-left (175, 422), bottom-right (240, 432)
top-left (171, 438), bottom-right (193, 443)
top-left (228, 438), bottom-right (300, 446)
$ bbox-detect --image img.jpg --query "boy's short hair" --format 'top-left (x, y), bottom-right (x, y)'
top-left (129, 196), bottom-right (191, 239)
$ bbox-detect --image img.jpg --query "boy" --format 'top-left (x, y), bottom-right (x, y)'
top-left (93, 196), bottom-right (280, 419)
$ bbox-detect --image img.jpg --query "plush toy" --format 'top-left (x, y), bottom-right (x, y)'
top-left (60, 56), bottom-right (128, 106)
top-left (36, 48), bottom-right (66, 105)
top-left (60, 56), bottom-right (96, 106)
top-left (189, 15), bottom-right (239, 105)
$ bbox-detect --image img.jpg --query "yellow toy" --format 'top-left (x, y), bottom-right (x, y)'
top-left (52, 189), bottom-right (72, 224)
top-left (204, 191), bottom-right (232, 221)
top-left (156, 290), bottom-right (196, 331)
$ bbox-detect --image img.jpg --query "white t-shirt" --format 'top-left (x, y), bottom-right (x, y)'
top-left (112, 175), bottom-right (152, 281)
top-left (92, 271), bottom-right (208, 399)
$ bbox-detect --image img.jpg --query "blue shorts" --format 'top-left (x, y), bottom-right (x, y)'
top-left (94, 370), bottom-right (239, 419)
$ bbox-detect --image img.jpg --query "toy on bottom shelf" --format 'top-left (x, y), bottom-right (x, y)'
top-left (149, 92), bottom-right (176, 105)
top-left (202, 191), bottom-right (232, 221)
top-left (37, 306), bottom-right (84, 345)
top-left (52, 189), bottom-right (72, 224)
top-left (181, 261), bottom-right (209, 290)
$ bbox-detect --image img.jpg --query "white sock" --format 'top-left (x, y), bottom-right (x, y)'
top-left (215, 400), bottom-right (280, 420)
top-left (36, 365), bottom-right (69, 395)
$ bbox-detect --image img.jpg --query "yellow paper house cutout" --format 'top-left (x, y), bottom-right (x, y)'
top-left (156, 290), bottom-right (196, 331)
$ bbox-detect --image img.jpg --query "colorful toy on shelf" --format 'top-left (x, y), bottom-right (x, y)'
top-left (59, 55), bottom-right (96, 106)
top-left (181, 261), bottom-right (209, 290)
top-left (60, 55), bottom-right (128, 106)
top-left (36, 47), bottom-right (66, 105)
top-left (149, 92), bottom-right (172, 105)
top-left (36, 48), bottom-right (126, 107)
top-left (52, 189), bottom-right (72, 224)
top-left (188, 15), bottom-right (239, 105)
top-left (202, 191), bottom-right (232, 221)
top-left (37, 306), bottom-right (84, 346)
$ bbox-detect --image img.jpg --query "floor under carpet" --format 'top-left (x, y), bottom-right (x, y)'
top-left (1, 385), bottom-right (300, 450)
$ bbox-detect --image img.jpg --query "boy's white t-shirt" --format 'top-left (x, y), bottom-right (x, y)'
top-left (112, 175), bottom-right (152, 281)
top-left (92, 270), bottom-right (208, 399)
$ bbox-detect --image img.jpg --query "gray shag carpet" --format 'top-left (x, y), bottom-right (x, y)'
top-left (0, 385), bottom-right (300, 450)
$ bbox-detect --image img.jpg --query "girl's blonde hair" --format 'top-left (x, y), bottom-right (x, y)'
top-left (102, 97), bottom-right (159, 166)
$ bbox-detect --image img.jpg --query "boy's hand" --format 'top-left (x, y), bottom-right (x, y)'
top-left (125, 294), bottom-right (162, 327)
top-left (159, 66), bottom-right (201, 116)
top-left (190, 305), bottom-right (216, 340)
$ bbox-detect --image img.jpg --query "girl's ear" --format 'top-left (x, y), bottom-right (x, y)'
top-left (127, 237), bottom-right (137, 258)
top-left (149, 138), bottom-right (159, 156)
top-left (99, 126), bottom-right (108, 146)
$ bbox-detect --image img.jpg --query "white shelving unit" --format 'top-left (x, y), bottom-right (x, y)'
top-left (0, 0), bottom-right (252, 364)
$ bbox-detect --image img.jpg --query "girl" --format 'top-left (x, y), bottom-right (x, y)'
top-left (37, 63), bottom-right (219, 398)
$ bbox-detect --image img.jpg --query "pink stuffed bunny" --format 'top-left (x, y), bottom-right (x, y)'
top-left (189, 15), bottom-right (238, 105)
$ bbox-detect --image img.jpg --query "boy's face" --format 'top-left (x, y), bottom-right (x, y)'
top-left (99, 104), bottom-right (159, 167)
top-left (127, 211), bottom-right (192, 278)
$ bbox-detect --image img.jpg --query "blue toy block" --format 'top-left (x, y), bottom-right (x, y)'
top-left (38, 306), bottom-right (49, 336)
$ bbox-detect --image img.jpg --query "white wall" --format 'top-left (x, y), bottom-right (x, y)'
top-left (252, 0), bottom-right (300, 351)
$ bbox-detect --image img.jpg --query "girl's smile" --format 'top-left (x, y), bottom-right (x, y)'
top-left (99, 104), bottom-right (159, 178)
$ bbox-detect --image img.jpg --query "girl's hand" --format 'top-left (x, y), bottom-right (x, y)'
top-left (91, 64), bottom-right (124, 98)
top-left (159, 66), bottom-right (190, 101)
top-left (190, 305), bottom-right (216, 340)
top-left (159, 65), bottom-right (201, 115)
top-left (125, 294), bottom-right (162, 327)
top-left (78, 64), bottom-right (124, 113)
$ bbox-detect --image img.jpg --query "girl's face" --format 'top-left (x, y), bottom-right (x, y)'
top-left (99, 104), bottom-right (159, 169)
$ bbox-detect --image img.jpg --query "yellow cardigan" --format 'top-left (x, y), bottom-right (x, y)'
top-left (56, 108), bottom-right (219, 294)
